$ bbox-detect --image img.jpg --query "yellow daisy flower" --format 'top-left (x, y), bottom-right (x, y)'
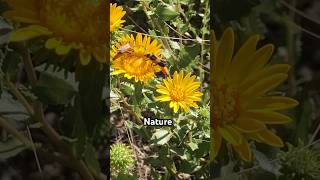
top-left (111, 33), bottom-right (163, 83)
top-left (3, 0), bottom-right (110, 65)
top-left (211, 28), bottom-right (298, 161)
top-left (110, 3), bottom-right (126, 33)
top-left (155, 71), bottom-right (203, 113)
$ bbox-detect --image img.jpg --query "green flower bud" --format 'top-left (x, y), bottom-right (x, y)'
top-left (110, 143), bottom-right (135, 175)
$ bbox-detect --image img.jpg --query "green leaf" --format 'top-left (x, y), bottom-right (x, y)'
top-left (76, 61), bottom-right (106, 136)
top-left (1, 51), bottom-right (21, 79)
top-left (84, 143), bottom-right (101, 176)
top-left (0, 137), bottom-right (27, 160)
top-left (178, 44), bottom-right (200, 68)
top-left (32, 72), bottom-right (76, 105)
top-left (62, 95), bottom-right (87, 155)
top-left (156, 5), bottom-right (179, 21)
top-left (187, 142), bottom-right (199, 151)
top-left (295, 97), bottom-right (312, 144)
top-left (0, 91), bottom-right (28, 121)
top-left (151, 129), bottom-right (172, 145)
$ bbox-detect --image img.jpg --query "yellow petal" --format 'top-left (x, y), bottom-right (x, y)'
top-left (55, 44), bottom-right (72, 55)
top-left (232, 117), bottom-right (266, 133)
top-left (257, 129), bottom-right (284, 147)
top-left (251, 44), bottom-right (274, 70)
top-left (230, 44), bottom-right (273, 86)
top-left (93, 49), bottom-right (107, 63)
top-left (248, 96), bottom-right (299, 110)
top-left (10, 25), bottom-right (52, 42)
top-left (240, 64), bottom-right (290, 91)
top-left (45, 38), bottom-right (61, 49)
top-left (218, 126), bottom-right (242, 145)
top-left (3, 10), bottom-right (39, 24)
top-left (211, 30), bottom-right (217, 74)
top-left (173, 102), bottom-right (179, 113)
top-left (155, 95), bottom-right (171, 102)
top-left (241, 74), bottom-right (288, 100)
top-left (244, 110), bottom-right (292, 124)
top-left (216, 27), bottom-right (234, 83)
top-left (227, 35), bottom-right (259, 85)
top-left (211, 130), bottom-right (222, 161)
top-left (80, 50), bottom-right (91, 65)
top-left (233, 140), bottom-right (252, 161)
top-left (156, 88), bottom-right (169, 95)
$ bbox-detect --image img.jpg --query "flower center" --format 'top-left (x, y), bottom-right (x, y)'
top-left (39, 0), bottom-right (107, 46)
top-left (170, 86), bottom-right (185, 102)
top-left (121, 54), bottom-right (156, 76)
top-left (212, 83), bottom-right (239, 128)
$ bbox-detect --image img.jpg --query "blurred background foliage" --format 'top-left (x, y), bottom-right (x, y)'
top-left (0, 1), bottom-right (108, 180)
top-left (212, 0), bottom-right (320, 179)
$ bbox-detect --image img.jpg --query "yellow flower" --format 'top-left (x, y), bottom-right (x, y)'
top-left (211, 28), bottom-right (298, 161)
top-left (155, 71), bottom-right (203, 113)
top-left (3, 0), bottom-right (109, 65)
top-left (110, 3), bottom-right (126, 33)
top-left (111, 33), bottom-right (163, 83)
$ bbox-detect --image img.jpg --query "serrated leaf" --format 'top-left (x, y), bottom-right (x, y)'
top-left (32, 72), bottom-right (76, 105)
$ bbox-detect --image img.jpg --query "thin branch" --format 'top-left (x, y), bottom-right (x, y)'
top-left (26, 124), bottom-right (43, 178)
top-left (0, 116), bottom-right (31, 146)
top-left (309, 118), bottom-right (320, 145)
top-left (5, 76), bottom-right (34, 115)
top-left (120, 27), bottom-right (210, 43)
top-left (280, 0), bottom-right (320, 25)
top-left (17, 43), bottom-right (95, 180)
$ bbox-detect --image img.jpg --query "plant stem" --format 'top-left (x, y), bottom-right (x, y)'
top-left (142, 0), bottom-right (177, 61)
top-left (5, 75), bottom-right (34, 115)
top-left (286, 0), bottom-right (298, 96)
top-left (17, 43), bottom-right (95, 180)
top-left (0, 116), bottom-right (31, 146)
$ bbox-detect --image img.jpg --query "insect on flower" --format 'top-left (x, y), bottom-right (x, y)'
top-left (145, 54), bottom-right (170, 77)
top-left (113, 43), bottom-right (133, 60)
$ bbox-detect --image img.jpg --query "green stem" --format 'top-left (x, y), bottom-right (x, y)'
top-left (286, 0), bottom-right (298, 96)
top-left (200, 0), bottom-right (210, 89)
top-left (142, 0), bottom-right (177, 61)
top-left (5, 75), bottom-right (34, 115)
top-left (0, 116), bottom-right (31, 146)
top-left (17, 43), bottom-right (95, 180)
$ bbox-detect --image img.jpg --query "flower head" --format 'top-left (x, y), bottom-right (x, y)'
top-left (155, 71), bottom-right (203, 113)
top-left (278, 142), bottom-right (320, 179)
top-left (110, 3), bottom-right (126, 33)
top-left (110, 143), bottom-right (135, 174)
top-left (111, 33), bottom-right (163, 83)
top-left (3, 0), bottom-right (110, 65)
top-left (211, 28), bottom-right (298, 161)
